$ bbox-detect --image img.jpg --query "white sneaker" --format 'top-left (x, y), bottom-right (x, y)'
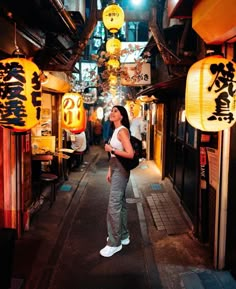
top-left (106, 237), bottom-right (130, 246)
top-left (121, 237), bottom-right (130, 245)
top-left (100, 245), bottom-right (122, 257)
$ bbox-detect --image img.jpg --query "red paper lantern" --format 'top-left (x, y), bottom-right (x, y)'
top-left (0, 58), bottom-right (41, 132)
top-left (186, 55), bottom-right (236, 131)
top-left (61, 92), bottom-right (86, 133)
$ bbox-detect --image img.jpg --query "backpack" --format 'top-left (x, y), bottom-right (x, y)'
top-left (116, 136), bottom-right (142, 171)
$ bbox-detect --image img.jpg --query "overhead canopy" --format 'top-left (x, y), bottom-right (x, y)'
top-left (192, 0), bottom-right (236, 44)
top-left (136, 76), bottom-right (186, 102)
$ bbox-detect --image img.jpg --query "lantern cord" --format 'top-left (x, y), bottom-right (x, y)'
top-left (12, 22), bottom-right (25, 57)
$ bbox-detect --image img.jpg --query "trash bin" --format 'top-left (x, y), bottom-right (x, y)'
top-left (0, 228), bottom-right (17, 289)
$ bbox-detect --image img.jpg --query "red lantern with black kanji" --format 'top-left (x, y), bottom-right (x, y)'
top-left (0, 57), bottom-right (41, 132)
top-left (61, 92), bottom-right (86, 133)
top-left (186, 55), bottom-right (236, 131)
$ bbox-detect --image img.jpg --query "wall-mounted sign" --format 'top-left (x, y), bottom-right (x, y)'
top-left (121, 63), bottom-right (151, 86)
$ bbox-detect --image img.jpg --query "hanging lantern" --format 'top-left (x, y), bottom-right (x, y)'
top-left (109, 74), bottom-right (118, 86)
top-left (106, 37), bottom-right (121, 54)
top-left (186, 55), bottom-right (236, 131)
top-left (96, 107), bottom-right (104, 120)
top-left (102, 3), bottom-right (125, 34)
top-left (107, 58), bottom-right (120, 69)
top-left (61, 92), bottom-right (86, 133)
top-left (125, 100), bottom-right (141, 118)
top-left (110, 87), bottom-right (117, 97)
top-left (0, 57), bottom-right (41, 132)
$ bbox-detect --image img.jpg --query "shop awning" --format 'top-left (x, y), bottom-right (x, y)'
top-left (136, 76), bottom-right (186, 102)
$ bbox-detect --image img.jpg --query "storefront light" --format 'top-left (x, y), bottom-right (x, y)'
top-left (185, 55), bottom-right (236, 131)
top-left (61, 92), bottom-right (86, 133)
top-left (0, 56), bottom-right (42, 133)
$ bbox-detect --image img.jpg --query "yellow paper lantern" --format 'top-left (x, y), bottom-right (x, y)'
top-left (125, 100), bottom-right (141, 118)
top-left (110, 87), bottom-right (117, 97)
top-left (102, 3), bottom-right (125, 34)
top-left (0, 57), bottom-right (41, 132)
top-left (185, 55), bottom-right (236, 131)
top-left (96, 107), bottom-right (104, 120)
top-left (107, 58), bottom-right (120, 69)
top-left (109, 74), bottom-right (118, 86)
top-left (106, 37), bottom-right (121, 54)
top-left (61, 92), bottom-right (86, 133)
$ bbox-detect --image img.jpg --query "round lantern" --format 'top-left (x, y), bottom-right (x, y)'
top-left (61, 92), bottom-right (86, 133)
top-left (110, 87), bottom-right (117, 97)
top-left (186, 55), bottom-right (236, 131)
top-left (125, 100), bottom-right (141, 118)
top-left (102, 3), bottom-right (125, 34)
top-left (106, 37), bottom-right (121, 54)
top-left (0, 57), bottom-right (41, 132)
top-left (107, 58), bottom-right (120, 69)
top-left (109, 74), bottom-right (118, 86)
top-left (96, 107), bottom-right (104, 120)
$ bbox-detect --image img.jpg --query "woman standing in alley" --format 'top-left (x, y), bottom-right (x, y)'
top-left (100, 105), bottom-right (134, 258)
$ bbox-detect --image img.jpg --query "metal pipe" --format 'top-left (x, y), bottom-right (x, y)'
top-left (49, 0), bottom-right (77, 33)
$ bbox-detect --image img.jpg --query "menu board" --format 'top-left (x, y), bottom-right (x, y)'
top-left (31, 136), bottom-right (56, 155)
top-left (206, 147), bottom-right (219, 190)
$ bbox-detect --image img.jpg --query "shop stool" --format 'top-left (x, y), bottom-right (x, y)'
top-left (40, 173), bottom-right (58, 207)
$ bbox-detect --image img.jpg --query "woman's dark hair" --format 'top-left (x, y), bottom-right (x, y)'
top-left (110, 105), bottom-right (130, 131)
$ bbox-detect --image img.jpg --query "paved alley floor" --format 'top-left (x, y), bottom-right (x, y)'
top-left (12, 145), bottom-right (236, 289)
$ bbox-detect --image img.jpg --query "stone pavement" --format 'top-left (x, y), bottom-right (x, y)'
top-left (12, 145), bottom-right (236, 289)
top-left (131, 157), bottom-right (236, 289)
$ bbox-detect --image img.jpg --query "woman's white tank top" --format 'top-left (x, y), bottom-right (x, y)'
top-left (110, 125), bottom-right (127, 155)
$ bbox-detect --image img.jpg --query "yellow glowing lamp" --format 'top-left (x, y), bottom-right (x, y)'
top-left (0, 57), bottom-right (41, 132)
top-left (109, 74), bottom-right (118, 86)
top-left (61, 92), bottom-right (86, 133)
top-left (107, 58), bottom-right (120, 69)
top-left (96, 107), bottom-right (104, 120)
top-left (125, 100), bottom-right (141, 118)
top-left (185, 55), bottom-right (236, 131)
top-left (110, 87), bottom-right (117, 96)
top-left (106, 37), bottom-right (121, 54)
top-left (102, 3), bottom-right (125, 33)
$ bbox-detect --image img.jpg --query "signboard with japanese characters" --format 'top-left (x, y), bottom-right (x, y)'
top-left (121, 63), bottom-right (151, 86)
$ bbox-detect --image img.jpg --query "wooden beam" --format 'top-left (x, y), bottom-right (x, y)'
top-left (149, 7), bottom-right (180, 64)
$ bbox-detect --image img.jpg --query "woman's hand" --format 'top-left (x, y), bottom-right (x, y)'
top-left (104, 143), bottom-right (112, 153)
top-left (106, 167), bottom-right (111, 183)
